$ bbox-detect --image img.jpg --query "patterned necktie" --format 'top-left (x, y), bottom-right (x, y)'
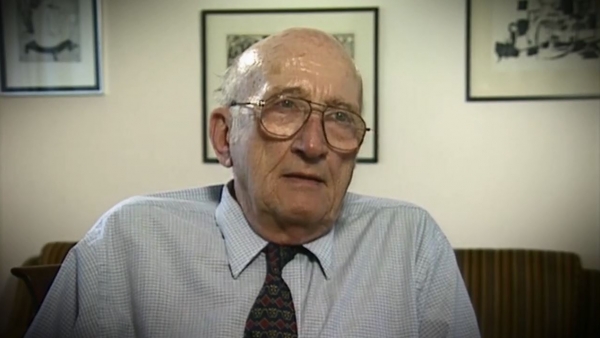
top-left (244, 242), bottom-right (302, 338)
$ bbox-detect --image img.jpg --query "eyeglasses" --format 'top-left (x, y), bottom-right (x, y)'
top-left (230, 95), bottom-right (370, 152)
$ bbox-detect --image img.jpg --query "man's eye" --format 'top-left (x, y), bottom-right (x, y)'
top-left (276, 99), bottom-right (297, 109)
top-left (331, 111), bottom-right (353, 123)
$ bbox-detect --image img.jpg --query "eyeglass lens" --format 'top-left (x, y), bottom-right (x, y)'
top-left (260, 97), bottom-right (366, 150)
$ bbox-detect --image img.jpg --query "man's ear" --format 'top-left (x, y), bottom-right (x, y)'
top-left (209, 106), bottom-right (233, 168)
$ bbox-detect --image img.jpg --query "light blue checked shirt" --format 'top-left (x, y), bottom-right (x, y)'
top-left (26, 182), bottom-right (480, 338)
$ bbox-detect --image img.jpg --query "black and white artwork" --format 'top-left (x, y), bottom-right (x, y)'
top-left (0, 0), bottom-right (102, 94)
top-left (493, 0), bottom-right (599, 65)
top-left (226, 33), bottom-right (356, 67)
top-left (17, 0), bottom-right (81, 63)
top-left (467, 0), bottom-right (600, 100)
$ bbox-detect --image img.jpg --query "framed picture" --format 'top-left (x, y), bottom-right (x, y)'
top-left (467, 0), bottom-right (600, 101)
top-left (0, 0), bottom-right (103, 95)
top-left (200, 7), bottom-right (379, 163)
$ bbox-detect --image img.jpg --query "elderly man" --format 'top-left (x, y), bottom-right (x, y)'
top-left (25, 28), bottom-right (480, 337)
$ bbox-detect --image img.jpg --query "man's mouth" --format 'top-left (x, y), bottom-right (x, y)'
top-left (282, 173), bottom-right (325, 184)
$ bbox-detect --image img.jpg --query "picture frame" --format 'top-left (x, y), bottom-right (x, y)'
top-left (0, 0), bottom-right (103, 95)
top-left (466, 0), bottom-right (600, 101)
top-left (200, 7), bottom-right (379, 163)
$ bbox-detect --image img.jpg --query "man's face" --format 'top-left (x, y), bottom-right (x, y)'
top-left (229, 37), bottom-right (362, 230)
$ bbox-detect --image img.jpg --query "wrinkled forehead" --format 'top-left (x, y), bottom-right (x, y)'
top-left (265, 54), bottom-right (361, 109)
top-left (235, 35), bottom-right (362, 111)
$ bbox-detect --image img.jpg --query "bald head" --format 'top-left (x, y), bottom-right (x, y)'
top-left (251, 28), bottom-right (360, 77)
top-left (218, 28), bottom-right (362, 108)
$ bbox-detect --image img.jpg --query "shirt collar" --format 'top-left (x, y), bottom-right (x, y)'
top-left (215, 182), bottom-right (335, 280)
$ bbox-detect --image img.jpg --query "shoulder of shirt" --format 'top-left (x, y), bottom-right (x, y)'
top-left (341, 192), bottom-right (451, 257)
top-left (80, 184), bottom-right (225, 242)
top-left (339, 191), bottom-right (446, 238)
top-left (341, 190), bottom-right (431, 217)
top-left (117, 183), bottom-right (224, 212)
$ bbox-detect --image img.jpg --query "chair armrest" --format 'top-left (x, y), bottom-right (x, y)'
top-left (11, 264), bottom-right (62, 313)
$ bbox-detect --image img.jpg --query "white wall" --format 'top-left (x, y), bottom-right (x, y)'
top-left (1, 0), bottom-right (599, 324)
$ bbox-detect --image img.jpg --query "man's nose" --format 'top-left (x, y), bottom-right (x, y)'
top-left (291, 114), bottom-right (329, 161)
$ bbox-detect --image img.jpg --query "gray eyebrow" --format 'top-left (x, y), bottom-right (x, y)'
top-left (267, 86), bottom-right (359, 113)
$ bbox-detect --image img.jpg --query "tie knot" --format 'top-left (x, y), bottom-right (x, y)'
top-left (265, 242), bottom-right (302, 275)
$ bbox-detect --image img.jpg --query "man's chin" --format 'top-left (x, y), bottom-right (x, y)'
top-left (277, 205), bottom-right (329, 226)
top-left (272, 189), bottom-right (332, 224)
